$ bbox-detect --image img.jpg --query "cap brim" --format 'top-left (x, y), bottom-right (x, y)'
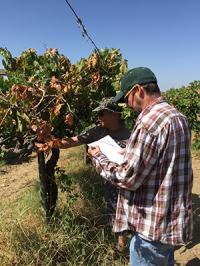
top-left (93, 106), bottom-right (102, 112)
top-left (93, 107), bottom-right (121, 113)
top-left (112, 91), bottom-right (125, 103)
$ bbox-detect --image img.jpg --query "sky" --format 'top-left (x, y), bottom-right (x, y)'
top-left (1, 0), bottom-right (200, 91)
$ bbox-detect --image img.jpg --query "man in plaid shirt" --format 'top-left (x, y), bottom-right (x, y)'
top-left (88, 67), bottom-right (193, 266)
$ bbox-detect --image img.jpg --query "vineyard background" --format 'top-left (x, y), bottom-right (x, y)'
top-left (0, 47), bottom-right (200, 265)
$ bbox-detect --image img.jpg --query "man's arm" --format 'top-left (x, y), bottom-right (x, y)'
top-left (35, 136), bottom-right (81, 152)
top-left (35, 125), bottom-right (102, 152)
top-left (88, 126), bottom-right (159, 191)
top-left (51, 136), bottom-right (81, 149)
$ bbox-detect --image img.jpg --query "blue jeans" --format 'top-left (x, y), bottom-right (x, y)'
top-left (130, 233), bottom-right (174, 266)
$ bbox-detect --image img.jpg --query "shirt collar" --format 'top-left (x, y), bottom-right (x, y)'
top-left (137, 96), bottom-right (165, 121)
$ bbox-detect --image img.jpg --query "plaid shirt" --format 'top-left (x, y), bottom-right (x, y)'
top-left (94, 97), bottom-right (193, 246)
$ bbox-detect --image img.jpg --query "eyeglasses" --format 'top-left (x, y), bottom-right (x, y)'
top-left (124, 85), bottom-right (137, 103)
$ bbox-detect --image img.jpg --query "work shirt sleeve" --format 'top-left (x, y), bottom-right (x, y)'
top-left (94, 125), bottom-right (159, 191)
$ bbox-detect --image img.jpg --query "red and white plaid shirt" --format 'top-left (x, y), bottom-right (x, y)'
top-left (94, 97), bottom-right (193, 246)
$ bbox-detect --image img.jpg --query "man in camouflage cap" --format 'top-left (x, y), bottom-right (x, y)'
top-left (35, 97), bottom-right (131, 251)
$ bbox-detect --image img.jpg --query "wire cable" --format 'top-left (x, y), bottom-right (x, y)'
top-left (64, 0), bottom-right (100, 55)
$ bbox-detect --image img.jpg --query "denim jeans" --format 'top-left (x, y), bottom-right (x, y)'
top-left (130, 233), bottom-right (174, 266)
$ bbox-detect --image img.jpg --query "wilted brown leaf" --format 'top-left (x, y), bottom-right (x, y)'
top-left (88, 52), bottom-right (98, 68)
top-left (53, 103), bottom-right (63, 116)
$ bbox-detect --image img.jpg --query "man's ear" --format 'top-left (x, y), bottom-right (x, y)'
top-left (138, 85), bottom-right (145, 99)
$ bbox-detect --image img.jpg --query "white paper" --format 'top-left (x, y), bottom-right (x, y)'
top-left (88, 135), bottom-right (124, 164)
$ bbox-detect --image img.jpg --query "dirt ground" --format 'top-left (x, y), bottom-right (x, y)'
top-left (0, 149), bottom-right (200, 265)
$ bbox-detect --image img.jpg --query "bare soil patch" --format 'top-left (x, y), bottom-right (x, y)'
top-left (0, 153), bottom-right (38, 203)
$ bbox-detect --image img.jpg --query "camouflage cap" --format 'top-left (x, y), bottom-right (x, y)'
top-left (93, 97), bottom-right (122, 113)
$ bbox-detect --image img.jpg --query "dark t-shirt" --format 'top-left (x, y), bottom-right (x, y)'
top-left (78, 125), bottom-right (130, 148)
top-left (78, 124), bottom-right (131, 214)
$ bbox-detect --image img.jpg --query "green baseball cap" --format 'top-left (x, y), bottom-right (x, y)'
top-left (93, 97), bottom-right (122, 113)
top-left (113, 67), bottom-right (157, 103)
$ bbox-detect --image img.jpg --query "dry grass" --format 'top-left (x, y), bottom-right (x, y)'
top-left (0, 146), bottom-right (128, 265)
